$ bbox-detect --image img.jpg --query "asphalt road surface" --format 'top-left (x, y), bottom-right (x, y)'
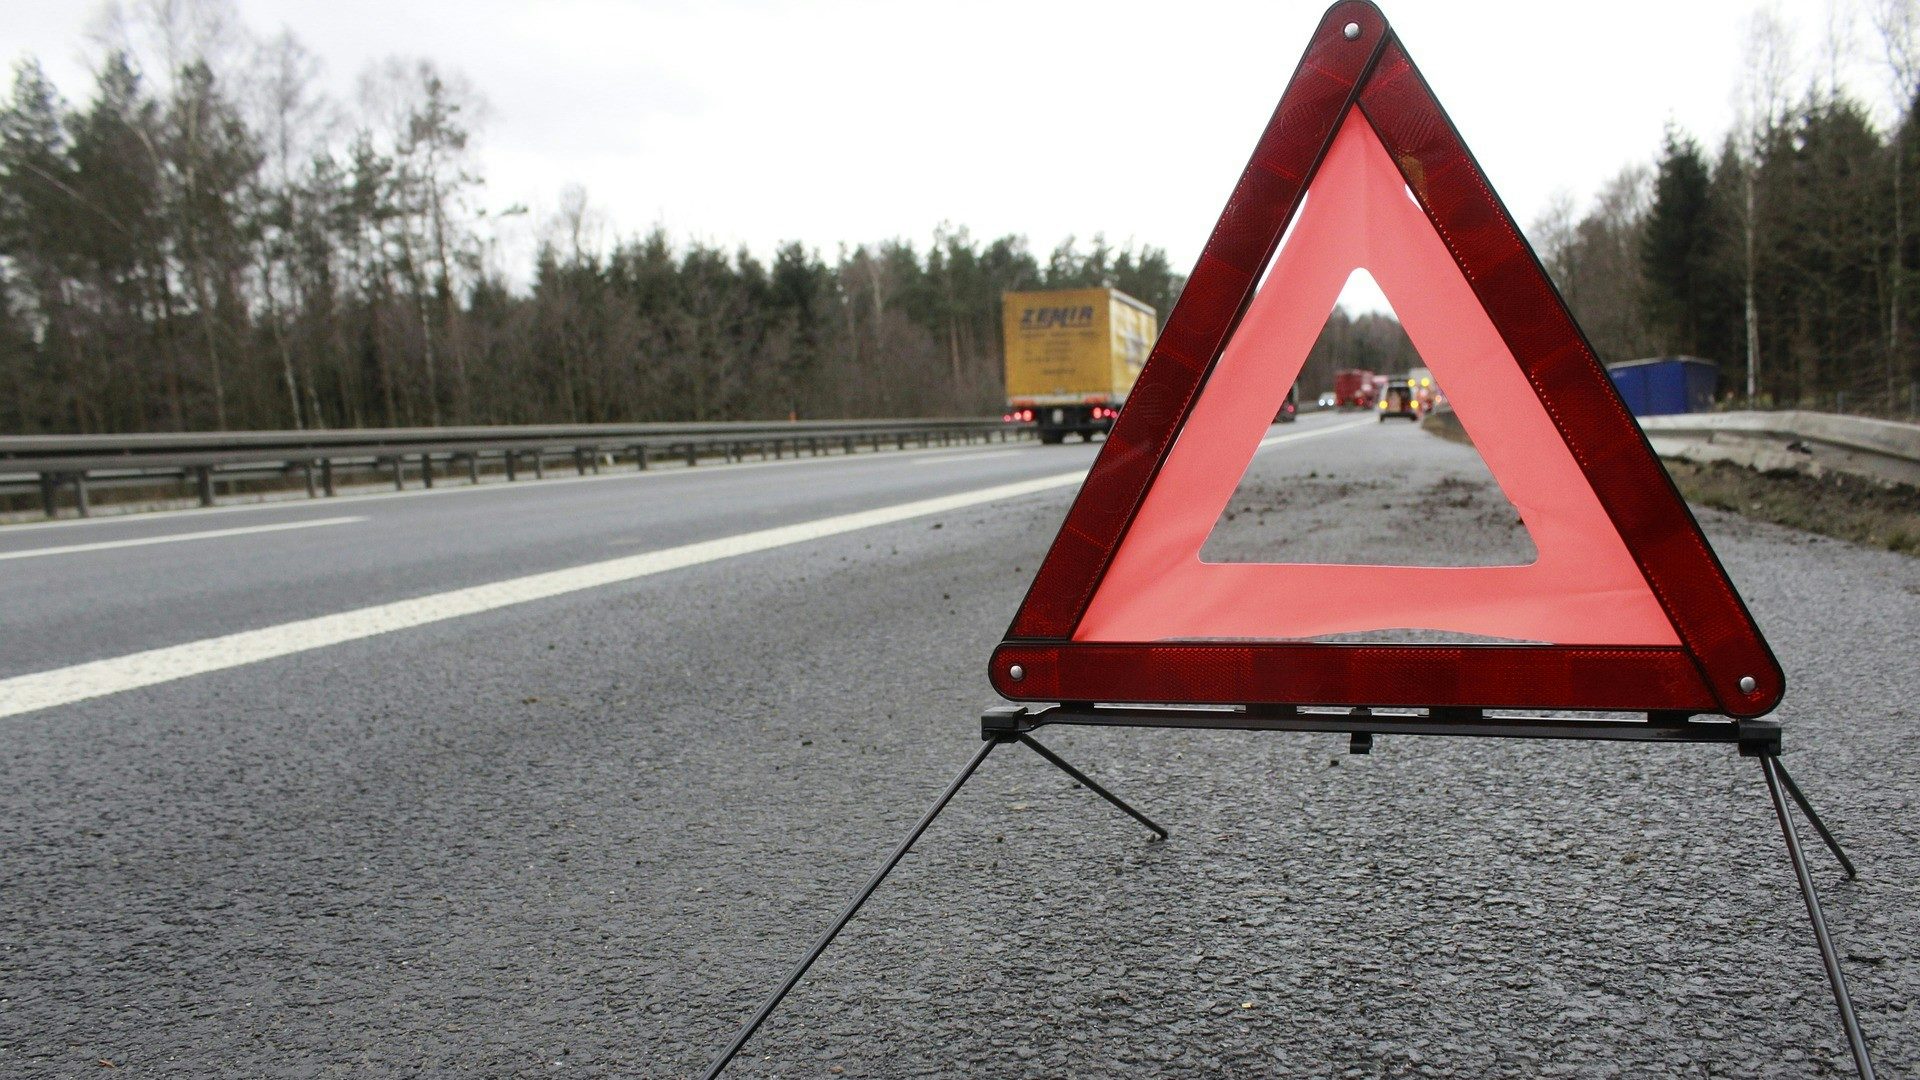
top-left (2, 411), bottom-right (1915, 1077)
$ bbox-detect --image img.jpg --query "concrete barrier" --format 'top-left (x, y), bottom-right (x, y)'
top-left (1637, 411), bottom-right (1920, 489)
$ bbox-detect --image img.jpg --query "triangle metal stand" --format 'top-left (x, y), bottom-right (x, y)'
top-left (700, 707), bottom-right (1872, 1079)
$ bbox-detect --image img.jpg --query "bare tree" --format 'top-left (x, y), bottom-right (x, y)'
top-left (356, 57), bottom-right (487, 425)
top-left (1529, 190), bottom-right (1581, 304)
top-left (1873, 0), bottom-right (1920, 405)
top-left (547, 183), bottom-right (605, 265)
top-left (246, 30), bottom-right (328, 427)
top-left (1734, 6), bottom-right (1797, 402)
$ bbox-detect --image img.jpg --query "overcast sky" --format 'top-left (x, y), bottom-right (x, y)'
top-left (0, 0), bottom-right (1892, 311)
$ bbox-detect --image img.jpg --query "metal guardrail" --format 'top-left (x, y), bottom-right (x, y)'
top-left (1637, 410), bottom-right (1920, 489)
top-left (0, 418), bottom-right (1029, 519)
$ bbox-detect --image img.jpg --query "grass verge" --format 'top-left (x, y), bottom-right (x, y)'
top-left (1663, 459), bottom-right (1920, 555)
top-left (1421, 407), bottom-right (1920, 556)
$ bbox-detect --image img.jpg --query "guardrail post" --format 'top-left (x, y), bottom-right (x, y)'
top-left (533, 451), bottom-right (546, 480)
top-left (773, 439), bottom-right (783, 460)
top-left (636, 445), bottom-right (649, 471)
top-left (39, 472), bottom-right (58, 518)
top-left (73, 472), bottom-right (90, 517)
top-left (467, 453), bottom-right (480, 484)
top-left (322, 459), bottom-right (335, 496)
top-left (573, 448), bottom-right (587, 476)
top-left (391, 457), bottom-right (405, 490)
top-left (196, 466), bottom-right (215, 507)
top-left (590, 447), bottom-right (602, 475)
top-left (685, 443), bottom-right (697, 467)
top-left (421, 454), bottom-right (435, 489)
top-left (505, 451), bottom-right (518, 481)
top-left (303, 462), bottom-right (317, 498)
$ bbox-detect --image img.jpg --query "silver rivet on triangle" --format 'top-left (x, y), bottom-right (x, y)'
top-left (1009, 665), bottom-right (1026, 682)
top-left (1739, 676), bottom-right (1757, 693)
top-left (1344, 22), bottom-right (1361, 40)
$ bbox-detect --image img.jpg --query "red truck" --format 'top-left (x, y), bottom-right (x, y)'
top-left (1333, 368), bottom-right (1377, 410)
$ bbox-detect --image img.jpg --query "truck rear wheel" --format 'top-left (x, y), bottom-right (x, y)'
top-left (1038, 430), bottom-right (1065, 445)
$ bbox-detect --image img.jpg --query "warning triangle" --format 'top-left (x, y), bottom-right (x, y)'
top-left (991, 0), bottom-right (1782, 719)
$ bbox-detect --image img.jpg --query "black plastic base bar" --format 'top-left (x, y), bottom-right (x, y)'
top-left (700, 731), bottom-right (1163, 1079)
top-left (984, 702), bottom-right (1747, 745)
top-left (1762, 754), bottom-right (1875, 1079)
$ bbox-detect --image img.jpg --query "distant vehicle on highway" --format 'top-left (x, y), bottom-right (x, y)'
top-left (1333, 368), bottom-right (1376, 409)
top-left (1275, 386), bottom-right (1298, 422)
top-left (1002, 287), bottom-right (1158, 444)
top-left (1378, 379), bottom-right (1420, 421)
top-left (1316, 391), bottom-right (1336, 409)
top-left (1406, 366), bottom-right (1440, 411)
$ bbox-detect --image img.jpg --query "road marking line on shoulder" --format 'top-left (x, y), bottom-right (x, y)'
top-left (0, 473), bottom-right (1083, 719)
top-left (910, 450), bottom-right (1024, 465)
top-left (1257, 416), bottom-right (1376, 450)
top-left (0, 516), bottom-right (365, 561)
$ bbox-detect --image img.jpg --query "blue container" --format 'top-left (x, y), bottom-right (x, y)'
top-left (1606, 356), bottom-right (1718, 416)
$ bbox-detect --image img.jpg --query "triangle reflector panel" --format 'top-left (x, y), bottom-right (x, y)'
top-left (990, 1), bottom-right (1782, 719)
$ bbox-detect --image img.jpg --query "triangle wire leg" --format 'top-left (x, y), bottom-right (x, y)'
top-left (1015, 733), bottom-right (1168, 840)
top-left (1771, 757), bottom-right (1858, 879)
top-left (1759, 753), bottom-right (1876, 1079)
top-left (699, 735), bottom-right (1005, 1080)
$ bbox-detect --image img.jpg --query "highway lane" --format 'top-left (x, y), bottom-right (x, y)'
top-left (1, 411), bottom-right (1914, 1077)
top-left (0, 412), bottom-right (1372, 690)
top-left (0, 430), bottom-right (1122, 682)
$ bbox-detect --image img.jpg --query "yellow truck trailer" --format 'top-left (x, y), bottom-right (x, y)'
top-left (1001, 287), bottom-right (1157, 443)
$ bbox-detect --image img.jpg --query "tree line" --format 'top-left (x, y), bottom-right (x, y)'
top-left (8, 2), bottom-right (1920, 437)
top-left (0, 2), bottom-right (1182, 436)
top-left (1534, 4), bottom-right (1920, 417)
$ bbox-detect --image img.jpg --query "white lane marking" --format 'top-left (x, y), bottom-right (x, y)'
top-left (0, 440), bottom-right (1047, 533)
top-left (1257, 416), bottom-right (1376, 450)
top-left (0, 516), bottom-right (364, 562)
top-left (911, 450), bottom-right (1024, 465)
top-left (0, 473), bottom-right (1084, 719)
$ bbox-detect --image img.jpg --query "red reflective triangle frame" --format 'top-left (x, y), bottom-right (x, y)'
top-left (989, 0), bottom-right (1783, 719)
